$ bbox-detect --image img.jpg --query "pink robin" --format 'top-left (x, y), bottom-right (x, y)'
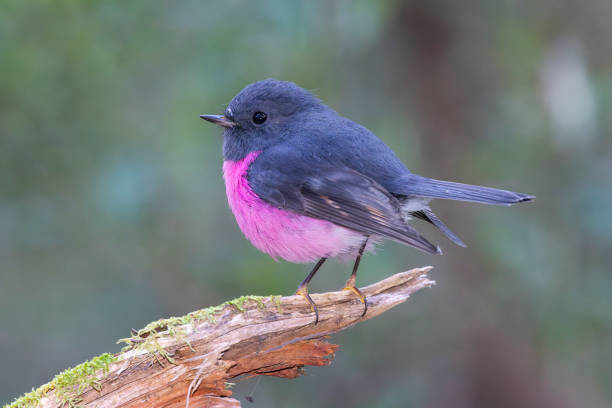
top-left (201, 79), bottom-right (534, 324)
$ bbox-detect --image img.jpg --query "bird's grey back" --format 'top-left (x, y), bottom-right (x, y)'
top-left (283, 108), bottom-right (413, 193)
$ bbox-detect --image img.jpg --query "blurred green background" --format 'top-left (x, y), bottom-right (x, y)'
top-left (2, 1), bottom-right (612, 407)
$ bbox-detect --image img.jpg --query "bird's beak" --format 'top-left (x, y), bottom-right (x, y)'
top-left (199, 114), bottom-right (236, 128)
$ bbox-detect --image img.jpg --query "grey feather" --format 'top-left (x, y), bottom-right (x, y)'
top-left (399, 175), bottom-right (535, 205)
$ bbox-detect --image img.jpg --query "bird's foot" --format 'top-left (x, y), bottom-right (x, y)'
top-left (342, 276), bottom-right (368, 317)
top-left (295, 285), bottom-right (319, 324)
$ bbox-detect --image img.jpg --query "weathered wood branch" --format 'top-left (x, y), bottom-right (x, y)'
top-left (12, 267), bottom-right (435, 408)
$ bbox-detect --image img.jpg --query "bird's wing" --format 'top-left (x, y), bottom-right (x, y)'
top-left (248, 153), bottom-right (440, 254)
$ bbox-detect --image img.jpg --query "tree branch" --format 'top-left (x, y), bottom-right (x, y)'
top-left (8, 266), bottom-right (435, 408)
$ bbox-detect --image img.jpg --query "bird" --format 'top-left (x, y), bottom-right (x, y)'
top-left (201, 79), bottom-right (534, 324)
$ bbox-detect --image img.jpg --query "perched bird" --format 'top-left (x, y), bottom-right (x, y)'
top-left (201, 79), bottom-right (533, 323)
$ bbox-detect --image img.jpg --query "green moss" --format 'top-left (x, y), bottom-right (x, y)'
top-left (226, 295), bottom-right (266, 312)
top-left (3, 353), bottom-right (117, 408)
top-left (271, 295), bottom-right (282, 312)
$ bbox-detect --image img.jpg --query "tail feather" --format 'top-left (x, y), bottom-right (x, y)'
top-left (403, 176), bottom-right (535, 205)
top-left (413, 208), bottom-right (467, 247)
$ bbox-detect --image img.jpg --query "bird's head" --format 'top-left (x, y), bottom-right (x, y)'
top-left (201, 79), bottom-right (326, 161)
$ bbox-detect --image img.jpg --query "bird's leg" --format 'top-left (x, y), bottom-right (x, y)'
top-left (343, 237), bottom-right (368, 317)
top-left (295, 257), bottom-right (327, 324)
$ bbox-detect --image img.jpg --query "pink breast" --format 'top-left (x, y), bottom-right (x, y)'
top-left (222, 151), bottom-right (365, 263)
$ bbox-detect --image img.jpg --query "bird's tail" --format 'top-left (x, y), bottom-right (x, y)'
top-left (404, 175), bottom-right (534, 205)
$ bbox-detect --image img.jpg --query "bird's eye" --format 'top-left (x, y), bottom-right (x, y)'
top-left (252, 112), bottom-right (267, 125)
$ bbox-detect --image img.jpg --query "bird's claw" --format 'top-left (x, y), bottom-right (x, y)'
top-left (342, 283), bottom-right (368, 317)
top-left (295, 285), bottom-right (320, 324)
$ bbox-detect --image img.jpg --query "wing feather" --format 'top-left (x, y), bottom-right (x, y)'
top-left (300, 169), bottom-right (440, 254)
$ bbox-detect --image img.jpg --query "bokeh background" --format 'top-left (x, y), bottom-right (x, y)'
top-left (2, 1), bottom-right (612, 407)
